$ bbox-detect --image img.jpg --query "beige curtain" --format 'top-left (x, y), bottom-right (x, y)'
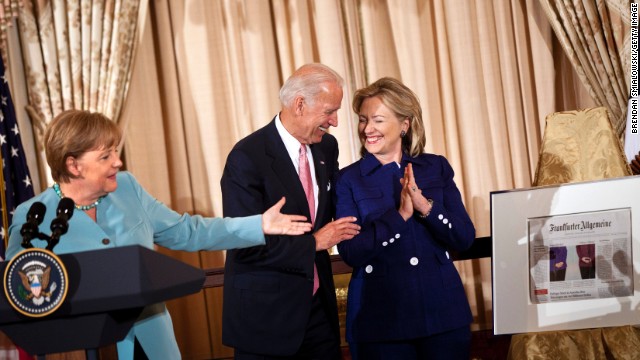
top-left (0, 1), bottom-right (143, 358)
top-left (18, 0), bottom-right (141, 186)
top-left (0, 0), bottom-right (605, 358)
top-left (0, 1), bottom-right (21, 64)
top-left (538, 0), bottom-right (632, 136)
top-left (117, 0), bottom-right (596, 358)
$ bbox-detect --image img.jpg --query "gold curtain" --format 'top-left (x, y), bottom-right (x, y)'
top-left (533, 107), bottom-right (632, 186)
top-left (537, 0), bottom-right (632, 136)
top-left (508, 326), bottom-right (640, 360)
top-left (17, 0), bottom-right (141, 186)
top-left (0, 0), bottom-right (21, 64)
top-left (118, 0), bottom-right (595, 358)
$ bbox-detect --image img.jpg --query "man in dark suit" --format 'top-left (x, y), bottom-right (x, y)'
top-left (221, 63), bottom-right (361, 360)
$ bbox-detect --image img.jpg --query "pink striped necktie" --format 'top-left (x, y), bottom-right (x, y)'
top-left (299, 144), bottom-right (319, 295)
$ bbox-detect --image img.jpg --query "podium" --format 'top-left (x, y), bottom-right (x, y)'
top-left (0, 245), bottom-right (205, 356)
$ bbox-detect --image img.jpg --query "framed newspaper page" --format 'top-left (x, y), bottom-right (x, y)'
top-left (491, 175), bottom-right (640, 335)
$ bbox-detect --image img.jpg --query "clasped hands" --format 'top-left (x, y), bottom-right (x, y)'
top-left (399, 163), bottom-right (433, 221)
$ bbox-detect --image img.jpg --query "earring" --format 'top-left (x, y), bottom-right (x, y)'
top-left (400, 130), bottom-right (406, 138)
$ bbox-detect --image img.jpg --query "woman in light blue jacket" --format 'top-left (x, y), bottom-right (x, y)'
top-left (7, 110), bottom-right (312, 359)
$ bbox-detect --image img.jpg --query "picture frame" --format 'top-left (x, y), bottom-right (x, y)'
top-left (491, 176), bottom-right (640, 334)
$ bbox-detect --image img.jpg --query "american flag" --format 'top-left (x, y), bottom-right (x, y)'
top-left (0, 56), bottom-right (34, 260)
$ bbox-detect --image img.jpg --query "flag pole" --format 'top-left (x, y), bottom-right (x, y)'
top-left (0, 152), bottom-right (7, 253)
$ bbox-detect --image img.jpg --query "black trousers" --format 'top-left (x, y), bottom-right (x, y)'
top-left (234, 293), bottom-right (341, 360)
top-left (580, 265), bottom-right (596, 279)
top-left (356, 325), bottom-right (471, 360)
top-left (550, 268), bottom-right (566, 282)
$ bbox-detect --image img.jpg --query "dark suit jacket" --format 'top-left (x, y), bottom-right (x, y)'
top-left (336, 152), bottom-right (474, 343)
top-left (220, 119), bottom-right (340, 356)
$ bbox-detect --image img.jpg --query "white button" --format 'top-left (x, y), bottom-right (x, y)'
top-left (365, 265), bottom-right (373, 273)
top-left (410, 257), bottom-right (419, 266)
top-left (395, 234), bottom-right (401, 239)
top-left (449, 223), bottom-right (452, 229)
top-left (383, 241), bottom-right (388, 246)
top-left (389, 238), bottom-right (395, 243)
top-left (438, 214), bottom-right (444, 220)
top-left (443, 218), bottom-right (449, 224)
top-left (446, 251), bottom-right (450, 259)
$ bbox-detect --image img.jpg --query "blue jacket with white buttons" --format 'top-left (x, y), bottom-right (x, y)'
top-left (336, 152), bottom-right (475, 343)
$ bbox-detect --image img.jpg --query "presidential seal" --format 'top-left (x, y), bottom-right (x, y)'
top-left (3, 248), bottom-right (68, 317)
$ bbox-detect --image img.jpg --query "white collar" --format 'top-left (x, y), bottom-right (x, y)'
top-left (275, 114), bottom-right (312, 172)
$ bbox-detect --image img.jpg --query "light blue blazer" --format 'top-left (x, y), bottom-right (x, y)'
top-left (7, 171), bottom-right (265, 359)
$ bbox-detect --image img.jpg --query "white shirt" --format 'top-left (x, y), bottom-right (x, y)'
top-left (275, 114), bottom-right (319, 215)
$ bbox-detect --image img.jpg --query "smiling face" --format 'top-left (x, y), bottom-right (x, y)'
top-left (293, 81), bottom-right (343, 145)
top-left (69, 146), bottom-right (122, 198)
top-left (358, 96), bottom-right (409, 165)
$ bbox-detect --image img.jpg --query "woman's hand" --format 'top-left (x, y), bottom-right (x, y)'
top-left (402, 163), bottom-right (433, 217)
top-left (398, 167), bottom-right (414, 221)
top-left (262, 197), bottom-right (313, 235)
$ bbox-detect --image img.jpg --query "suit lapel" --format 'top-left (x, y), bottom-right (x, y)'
top-left (264, 122), bottom-right (312, 221)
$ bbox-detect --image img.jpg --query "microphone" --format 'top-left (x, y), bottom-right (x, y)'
top-left (20, 202), bottom-right (46, 248)
top-left (47, 198), bottom-right (75, 250)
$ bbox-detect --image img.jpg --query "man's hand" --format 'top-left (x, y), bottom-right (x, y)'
top-left (313, 217), bottom-right (360, 251)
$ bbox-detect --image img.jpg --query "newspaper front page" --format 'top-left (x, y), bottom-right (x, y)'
top-left (528, 208), bottom-right (633, 304)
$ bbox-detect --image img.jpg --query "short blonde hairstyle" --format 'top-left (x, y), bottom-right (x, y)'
top-left (352, 77), bottom-right (426, 157)
top-left (44, 110), bottom-right (122, 183)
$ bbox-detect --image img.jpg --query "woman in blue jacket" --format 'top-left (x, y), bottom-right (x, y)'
top-left (336, 78), bottom-right (475, 359)
top-left (549, 246), bottom-right (568, 281)
top-left (7, 110), bottom-right (311, 359)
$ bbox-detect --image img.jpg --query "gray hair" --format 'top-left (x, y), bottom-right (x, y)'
top-left (279, 63), bottom-right (344, 108)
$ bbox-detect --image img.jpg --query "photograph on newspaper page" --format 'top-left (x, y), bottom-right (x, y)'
top-left (528, 208), bottom-right (633, 304)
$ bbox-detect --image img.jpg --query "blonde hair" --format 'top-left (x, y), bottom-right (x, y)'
top-left (44, 110), bottom-right (122, 182)
top-left (352, 77), bottom-right (426, 157)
